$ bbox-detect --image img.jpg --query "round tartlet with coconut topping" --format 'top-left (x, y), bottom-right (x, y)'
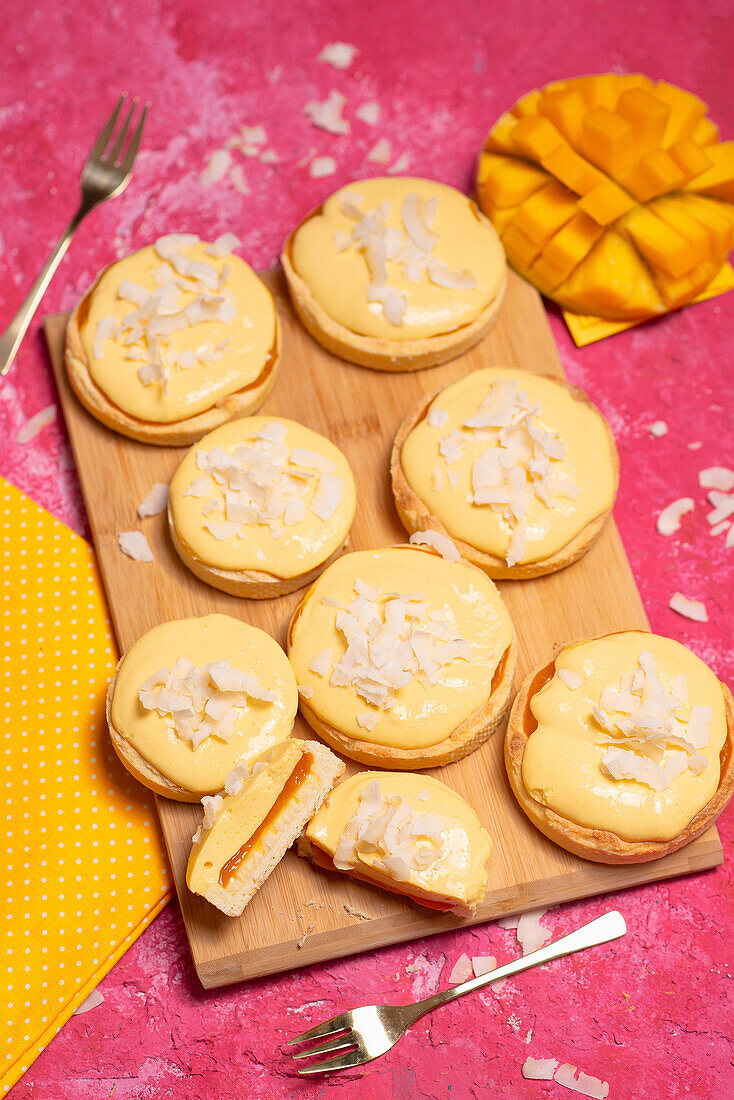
top-left (505, 630), bottom-right (734, 863)
top-left (286, 545), bottom-right (516, 769)
top-left (281, 177), bottom-right (507, 371)
top-left (65, 233), bottom-right (280, 445)
top-left (168, 416), bottom-right (357, 598)
top-left (392, 367), bottom-right (618, 579)
top-left (106, 613), bottom-right (298, 802)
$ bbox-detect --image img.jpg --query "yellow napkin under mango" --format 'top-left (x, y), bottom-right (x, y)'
top-left (1, 476), bottom-right (171, 1096)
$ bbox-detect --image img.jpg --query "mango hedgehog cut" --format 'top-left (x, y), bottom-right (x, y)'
top-left (476, 74), bottom-right (734, 322)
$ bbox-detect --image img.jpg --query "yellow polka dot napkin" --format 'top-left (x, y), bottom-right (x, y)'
top-left (1, 476), bottom-right (171, 1096)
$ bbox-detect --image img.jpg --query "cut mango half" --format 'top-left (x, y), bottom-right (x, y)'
top-left (477, 74), bottom-right (734, 322)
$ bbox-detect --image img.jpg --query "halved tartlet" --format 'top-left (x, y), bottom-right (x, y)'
top-left (281, 177), bottom-right (507, 371)
top-left (187, 738), bottom-right (344, 917)
top-left (299, 771), bottom-right (492, 915)
top-left (168, 416), bottom-right (356, 598)
top-left (392, 367), bottom-right (619, 579)
top-left (505, 630), bottom-right (734, 863)
top-left (286, 545), bottom-right (516, 769)
top-left (106, 613), bottom-right (298, 802)
top-left (65, 233), bottom-right (280, 445)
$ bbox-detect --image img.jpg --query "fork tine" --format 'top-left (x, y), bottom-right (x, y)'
top-left (88, 94), bottom-right (126, 162)
top-left (291, 1034), bottom-right (356, 1060)
top-left (108, 97), bottom-right (138, 164)
top-left (287, 1011), bottom-right (352, 1046)
top-left (297, 1048), bottom-right (367, 1076)
top-left (119, 103), bottom-right (148, 175)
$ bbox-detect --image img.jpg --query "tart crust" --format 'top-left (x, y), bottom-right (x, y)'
top-left (286, 546), bottom-right (517, 769)
top-left (280, 219), bottom-right (507, 372)
top-left (167, 505), bottom-right (351, 599)
top-left (391, 373), bottom-right (620, 579)
top-left (504, 633), bottom-right (734, 864)
top-left (64, 268), bottom-right (281, 447)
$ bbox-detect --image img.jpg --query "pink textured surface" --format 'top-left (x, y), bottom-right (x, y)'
top-left (3, 2), bottom-right (733, 1096)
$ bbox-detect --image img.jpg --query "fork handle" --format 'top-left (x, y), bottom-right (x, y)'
top-left (410, 910), bottom-right (626, 1022)
top-left (0, 206), bottom-right (87, 376)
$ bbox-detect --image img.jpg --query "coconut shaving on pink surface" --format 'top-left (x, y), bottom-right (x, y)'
top-left (2, 0), bottom-right (734, 1097)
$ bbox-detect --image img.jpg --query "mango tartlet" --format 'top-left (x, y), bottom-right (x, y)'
top-left (168, 416), bottom-right (356, 598)
top-left (282, 177), bottom-right (507, 371)
top-left (106, 614), bottom-right (298, 801)
top-left (505, 631), bottom-right (734, 863)
top-left (65, 233), bottom-right (280, 445)
top-left (187, 738), bottom-right (344, 916)
top-left (299, 771), bottom-right (492, 914)
top-left (476, 75), bottom-right (734, 320)
top-left (392, 367), bottom-right (618, 579)
top-left (287, 545), bottom-right (516, 769)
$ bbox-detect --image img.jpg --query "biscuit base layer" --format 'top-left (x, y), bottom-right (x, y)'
top-left (287, 575), bottom-right (517, 767)
top-left (168, 505), bottom-right (350, 599)
top-left (106, 666), bottom-right (203, 801)
top-left (195, 740), bottom-right (345, 917)
top-left (281, 237), bottom-right (507, 372)
top-left (504, 638), bottom-right (734, 864)
top-left (390, 375), bottom-right (619, 579)
top-left (64, 274), bottom-right (281, 446)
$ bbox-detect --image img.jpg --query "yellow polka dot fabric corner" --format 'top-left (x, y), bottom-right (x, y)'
top-left (0, 477), bottom-right (172, 1096)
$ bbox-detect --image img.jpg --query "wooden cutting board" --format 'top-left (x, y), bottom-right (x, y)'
top-left (44, 269), bottom-right (722, 989)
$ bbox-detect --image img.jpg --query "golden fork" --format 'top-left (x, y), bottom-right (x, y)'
top-left (0, 93), bottom-right (148, 376)
top-left (289, 909), bottom-right (626, 1075)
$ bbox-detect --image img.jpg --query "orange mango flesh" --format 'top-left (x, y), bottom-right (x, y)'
top-left (476, 73), bottom-right (734, 320)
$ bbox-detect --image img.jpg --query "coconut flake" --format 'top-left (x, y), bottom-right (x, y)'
top-left (699, 466), bottom-right (734, 491)
top-left (521, 1057), bottom-right (559, 1081)
top-left (554, 1064), bottom-right (609, 1098)
top-left (427, 407), bottom-right (449, 429)
top-left (517, 909), bottom-right (551, 955)
top-left (317, 42), bottom-right (358, 70)
top-left (118, 531), bottom-right (153, 563)
top-left (409, 530), bottom-right (461, 562)
top-left (200, 149), bottom-right (232, 186)
top-left (310, 156), bottom-right (337, 179)
top-left (15, 404), bottom-right (57, 444)
top-left (471, 955), bottom-right (498, 978)
top-left (558, 668), bottom-right (584, 690)
top-left (137, 482), bottom-right (169, 519)
top-left (669, 592), bottom-right (708, 622)
top-left (356, 712), bottom-right (380, 731)
top-left (367, 138), bottom-right (392, 164)
top-left (304, 90), bottom-right (350, 135)
top-left (388, 152), bottom-right (412, 174)
top-left (356, 102), bottom-right (380, 126)
top-left (93, 315), bottom-right (120, 360)
top-left (448, 953), bottom-right (474, 984)
top-left (648, 420), bottom-right (668, 438)
top-left (428, 258), bottom-right (478, 290)
top-left (656, 497), bottom-right (695, 536)
top-left (205, 233), bottom-right (241, 259)
top-left (229, 164), bottom-right (250, 194)
top-left (73, 989), bottom-right (105, 1016)
top-left (309, 648), bottom-right (333, 676)
top-left (298, 684), bottom-right (314, 700)
top-left (311, 474), bottom-right (344, 521)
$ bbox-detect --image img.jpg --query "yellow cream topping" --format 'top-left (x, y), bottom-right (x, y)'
top-left (290, 177), bottom-right (506, 341)
top-left (305, 771), bottom-right (491, 906)
top-left (111, 614), bottom-right (297, 795)
top-left (288, 547), bottom-right (513, 750)
top-left (401, 368), bottom-right (616, 565)
top-left (522, 632), bottom-right (727, 842)
top-left (169, 416), bottom-right (356, 578)
top-left (80, 237), bottom-right (276, 423)
top-left (186, 740), bottom-right (303, 896)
